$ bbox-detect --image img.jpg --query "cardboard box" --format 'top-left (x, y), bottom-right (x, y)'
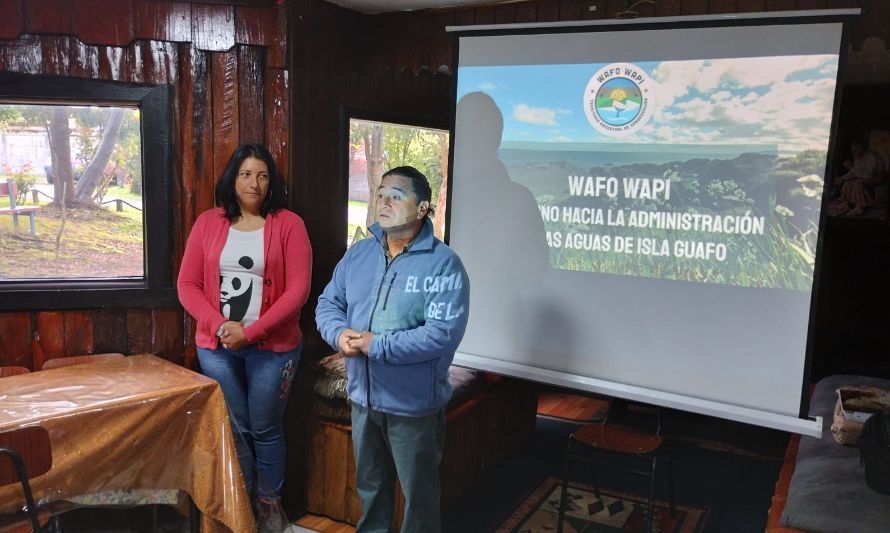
top-left (837, 387), bottom-right (890, 423)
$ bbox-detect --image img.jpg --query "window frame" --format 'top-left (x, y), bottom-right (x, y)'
top-left (0, 72), bottom-right (176, 310)
top-left (340, 106), bottom-right (449, 248)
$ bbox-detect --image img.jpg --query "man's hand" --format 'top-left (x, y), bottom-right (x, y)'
top-left (219, 320), bottom-right (248, 350)
top-left (338, 329), bottom-right (364, 357)
top-left (347, 331), bottom-right (374, 356)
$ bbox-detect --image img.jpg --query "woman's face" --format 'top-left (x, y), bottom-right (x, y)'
top-left (235, 156), bottom-right (270, 215)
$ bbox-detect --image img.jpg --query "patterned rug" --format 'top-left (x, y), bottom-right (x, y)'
top-left (498, 476), bottom-right (709, 533)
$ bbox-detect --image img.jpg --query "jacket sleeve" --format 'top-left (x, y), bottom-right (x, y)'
top-left (177, 214), bottom-right (227, 337)
top-left (369, 255), bottom-right (470, 365)
top-left (244, 215), bottom-right (313, 343)
top-left (316, 254), bottom-right (350, 352)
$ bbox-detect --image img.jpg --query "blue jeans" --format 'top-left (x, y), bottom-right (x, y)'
top-left (197, 344), bottom-right (300, 500)
top-left (350, 402), bottom-right (445, 533)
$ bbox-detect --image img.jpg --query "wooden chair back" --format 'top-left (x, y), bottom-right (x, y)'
top-left (0, 426), bottom-right (52, 532)
top-left (0, 426), bottom-right (52, 485)
top-left (0, 366), bottom-right (31, 378)
top-left (41, 353), bottom-right (126, 371)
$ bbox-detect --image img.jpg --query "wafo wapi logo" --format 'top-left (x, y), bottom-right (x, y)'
top-left (584, 63), bottom-right (656, 136)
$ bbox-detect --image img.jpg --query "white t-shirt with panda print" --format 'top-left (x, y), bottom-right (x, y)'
top-left (219, 227), bottom-right (265, 327)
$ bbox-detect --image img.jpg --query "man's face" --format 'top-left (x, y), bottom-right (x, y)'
top-left (376, 174), bottom-right (425, 232)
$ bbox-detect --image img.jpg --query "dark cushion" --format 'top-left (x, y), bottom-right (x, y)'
top-left (780, 374), bottom-right (890, 532)
top-left (308, 353), bottom-right (488, 423)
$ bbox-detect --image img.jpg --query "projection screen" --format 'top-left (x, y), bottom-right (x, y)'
top-left (447, 10), bottom-right (859, 436)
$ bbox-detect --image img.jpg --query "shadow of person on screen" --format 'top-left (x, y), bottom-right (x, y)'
top-left (452, 92), bottom-right (554, 363)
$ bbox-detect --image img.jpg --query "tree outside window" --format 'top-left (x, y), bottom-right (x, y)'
top-left (347, 118), bottom-right (449, 247)
top-left (0, 103), bottom-right (144, 280)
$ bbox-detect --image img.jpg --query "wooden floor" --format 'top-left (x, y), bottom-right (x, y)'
top-left (294, 514), bottom-right (356, 532)
top-left (293, 388), bottom-right (594, 532)
top-left (536, 388), bottom-right (609, 422)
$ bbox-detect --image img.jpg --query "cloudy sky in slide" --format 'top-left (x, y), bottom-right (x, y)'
top-left (457, 54), bottom-right (839, 153)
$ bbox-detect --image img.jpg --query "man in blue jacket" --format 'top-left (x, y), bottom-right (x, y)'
top-left (316, 166), bottom-right (470, 533)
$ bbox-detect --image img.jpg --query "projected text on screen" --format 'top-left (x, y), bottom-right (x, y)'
top-left (457, 54), bottom-right (837, 290)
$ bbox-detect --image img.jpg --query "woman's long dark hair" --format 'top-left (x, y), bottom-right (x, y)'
top-left (214, 144), bottom-right (287, 220)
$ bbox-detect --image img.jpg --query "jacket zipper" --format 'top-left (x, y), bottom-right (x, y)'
top-left (365, 256), bottom-right (405, 409)
top-left (381, 271), bottom-right (398, 311)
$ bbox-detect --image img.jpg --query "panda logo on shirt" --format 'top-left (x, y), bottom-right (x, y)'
top-left (220, 255), bottom-right (256, 321)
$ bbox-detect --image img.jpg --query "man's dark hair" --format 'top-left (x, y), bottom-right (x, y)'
top-left (381, 165), bottom-right (435, 218)
top-left (215, 144), bottom-right (287, 221)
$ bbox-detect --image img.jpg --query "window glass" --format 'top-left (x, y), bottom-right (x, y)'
top-left (1, 103), bottom-right (144, 280)
top-left (347, 118), bottom-right (449, 247)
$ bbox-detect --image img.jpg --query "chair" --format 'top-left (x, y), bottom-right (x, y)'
top-left (41, 353), bottom-right (126, 371)
top-left (0, 426), bottom-right (53, 532)
top-left (0, 367), bottom-right (31, 378)
top-left (557, 402), bottom-right (674, 533)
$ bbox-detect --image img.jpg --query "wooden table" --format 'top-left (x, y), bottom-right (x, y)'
top-left (0, 354), bottom-right (255, 532)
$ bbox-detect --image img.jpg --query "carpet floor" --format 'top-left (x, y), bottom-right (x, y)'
top-left (499, 476), bottom-right (708, 532)
top-left (442, 416), bottom-right (785, 533)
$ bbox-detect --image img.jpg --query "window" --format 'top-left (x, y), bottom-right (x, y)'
top-left (345, 114), bottom-right (449, 247)
top-left (0, 73), bottom-right (174, 309)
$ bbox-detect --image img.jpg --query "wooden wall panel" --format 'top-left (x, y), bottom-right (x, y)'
top-left (238, 45), bottom-right (265, 145)
top-left (581, 2), bottom-right (606, 20)
top-left (34, 312), bottom-right (65, 367)
top-left (0, 0), bottom-right (23, 40)
top-left (73, 0), bottom-right (135, 47)
top-left (265, 68), bottom-right (290, 176)
top-left (211, 49), bottom-right (240, 178)
top-left (183, 48), bottom-right (216, 216)
top-left (765, 0), bottom-right (796, 11)
top-left (682, 0), bottom-right (710, 14)
top-left (473, 6), bottom-right (496, 24)
top-left (854, 0), bottom-right (889, 51)
top-left (323, 424), bottom-right (349, 519)
top-left (513, 2), bottom-right (539, 23)
top-left (129, 40), bottom-right (179, 85)
top-left (150, 308), bottom-right (183, 363)
top-left (40, 36), bottom-right (72, 77)
top-left (493, 3), bottom-right (517, 23)
top-left (796, 0), bottom-right (828, 8)
top-left (535, 1), bottom-right (558, 21)
top-left (267, 5), bottom-right (287, 70)
top-left (191, 3), bottom-right (235, 52)
top-left (183, 316), bottom-right (197, 370)
top-left (0, 313), bottom-right (31, 368)
top-left (0, 35), bottom-right (41, 74)
top-left (24, 0), bottom-right (73, 36)
top-left (736, 0), bottom-right (766, 11)
top-left (235, 5), bottom-right (276, 47)
top-left (127, 308), bottom-right (152, 355)
top-left (63, 311), bottom-right (95, 356)
top-left (177, 45), bottom-right (209, 261)
top-left (656, 0), bottom-right (684, 15)
top-left (134, 0), bottom-right (193, 43)
top-left (557, 0), bottom-right (581, 20)
top-left (67, 38), bottom-right (100, 79)
top-left (91, 309), bottom-right (129, 354)
top-left (98, 46), bottom-right (130, 82)
top-left (710, 0), bottom-right (738, 14)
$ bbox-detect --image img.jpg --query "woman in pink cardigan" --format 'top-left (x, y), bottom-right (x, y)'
top-left (177, 144), bottom-right (311, 527)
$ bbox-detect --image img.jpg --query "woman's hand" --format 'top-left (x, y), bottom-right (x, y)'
top-left (219, 321), bottom-right (248, 350)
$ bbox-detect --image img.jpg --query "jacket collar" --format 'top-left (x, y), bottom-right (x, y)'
top-left (368, 218), bottom-right (435, 253)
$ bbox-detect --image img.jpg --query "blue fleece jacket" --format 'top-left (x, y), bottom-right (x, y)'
top-left (316, 219), bottom-right (470, 417)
